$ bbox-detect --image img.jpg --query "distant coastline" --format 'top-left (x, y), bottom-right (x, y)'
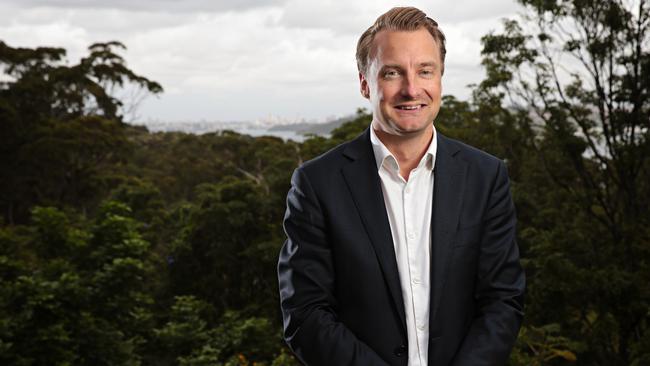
top-left (129, 115), bottom-right (353, 142)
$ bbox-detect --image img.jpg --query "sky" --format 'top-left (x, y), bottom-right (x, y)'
top-left (0, 0), bottom-right (523, 123)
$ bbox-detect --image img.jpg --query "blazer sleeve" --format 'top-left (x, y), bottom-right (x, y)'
top-left (451, 161), bottom-right (526, 366)
top-left (277, 168), bottom-right (391, 366)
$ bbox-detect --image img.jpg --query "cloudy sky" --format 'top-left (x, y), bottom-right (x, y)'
top-left (0, 0), bottom-right (523, 122)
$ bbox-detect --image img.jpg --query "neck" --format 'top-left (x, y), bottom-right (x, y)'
top-left (373, 122), bottom-right (434, 181)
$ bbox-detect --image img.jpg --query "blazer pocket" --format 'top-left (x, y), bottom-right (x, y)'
top-left (453, 223), bottom-right (482, 248)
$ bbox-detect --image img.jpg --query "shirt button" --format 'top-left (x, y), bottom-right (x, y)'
top-left (405, 187), bottom-right (411, 194)
top-left (394, 345), bottom-right (407, 357)
top-left (412, 277), bottom-right (421, 284)
top-left (407, 232), bottom-right (415, 240)
top-left (417, 324), bottom-right (426, 331)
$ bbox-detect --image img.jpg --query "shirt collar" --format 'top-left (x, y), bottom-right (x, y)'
top-left (370, 124), bottom-right (437, 174)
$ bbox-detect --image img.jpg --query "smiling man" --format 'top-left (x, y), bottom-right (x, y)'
top-left (278, 7), bottom-right (525, 366)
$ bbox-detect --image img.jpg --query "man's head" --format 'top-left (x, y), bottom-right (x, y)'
top-left (357, 7), bottom-right (446, 137)
top-left (356, 7), bottom-right (446, 77)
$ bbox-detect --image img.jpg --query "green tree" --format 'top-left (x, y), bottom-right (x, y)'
top-left (0, 203), bottom-right (156, 365)
top-left (168, 178), bottom-right (280, 318)
top-left (479, 1), bottom-right (650, 364)
top-left (0, 41), bottom-right (162, 224)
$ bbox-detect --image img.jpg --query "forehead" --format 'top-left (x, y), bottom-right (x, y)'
top-left (370, 28), bottom-right (440, 64)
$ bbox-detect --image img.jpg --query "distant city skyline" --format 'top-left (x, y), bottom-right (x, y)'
top-left (1, 0), bottom-right (523, 122)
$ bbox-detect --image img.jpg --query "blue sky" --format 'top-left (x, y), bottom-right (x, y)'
top-left (0, 0), bottom-right (522, 123)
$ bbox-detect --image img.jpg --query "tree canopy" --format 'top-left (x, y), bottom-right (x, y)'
top-left (1, 1), bottom-right (649, 363)
top-left (478, 1), bottom-right (649, 364)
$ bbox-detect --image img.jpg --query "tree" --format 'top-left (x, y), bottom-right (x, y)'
top-left (0, 202), bottom-right (156, 365)
top-left (0, 41), bottom-right (162, 224)
top-left (168, 178), bottom-right (280, 318)
top-left (479, 1), bottom-right (650, 364)
top-left (153, 296), bottom-right (285, 366)
top-left (0, 41), bottom-right (162, 122)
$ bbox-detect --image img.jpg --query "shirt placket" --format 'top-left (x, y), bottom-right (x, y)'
top-left (414, 168), bottom-right (431, 359)
top-left (403, 169), bottom-right (425, 365)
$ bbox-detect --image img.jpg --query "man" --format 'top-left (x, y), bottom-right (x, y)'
top-left (277, 7), bottom-right (525, 366)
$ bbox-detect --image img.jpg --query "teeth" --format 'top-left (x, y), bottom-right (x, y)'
top-left (398, 105), bottom-right (421, 110)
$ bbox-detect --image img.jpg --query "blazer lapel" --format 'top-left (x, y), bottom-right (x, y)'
top-left (341, 128), bottom-right (407, 335)
top-left (430, 133), bottom-right (467, 324)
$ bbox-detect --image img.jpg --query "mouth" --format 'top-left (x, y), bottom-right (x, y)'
top-left (395, 104), bottom-right (426, 111)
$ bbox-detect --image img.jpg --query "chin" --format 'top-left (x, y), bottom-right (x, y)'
top-left (392, 120), bottom-right (431, 134)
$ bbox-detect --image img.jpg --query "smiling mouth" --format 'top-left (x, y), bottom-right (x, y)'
top-left (395, 104), bottom-right (426, 110)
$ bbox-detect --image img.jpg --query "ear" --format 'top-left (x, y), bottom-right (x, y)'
top-left (359, 72), bottom-right (370, 99)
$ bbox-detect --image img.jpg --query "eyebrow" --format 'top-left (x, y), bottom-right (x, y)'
top-left (381, 62), bottom-right (438, 70)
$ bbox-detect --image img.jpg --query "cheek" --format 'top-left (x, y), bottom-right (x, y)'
top-left (377, 83), bottom-right (400, 103)
top-left (372, 86), bottom-right (388, 105)
top-left (432, 79), bottom-right (442, 97)
top-left (424, 86), bottom-right (441, 104)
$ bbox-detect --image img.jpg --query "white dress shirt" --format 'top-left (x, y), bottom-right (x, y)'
top-left (370, 126), bottom-right (437, 366)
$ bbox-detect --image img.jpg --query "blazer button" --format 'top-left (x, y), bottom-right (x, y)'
top-left (394, 345), bottom-right (407, 357)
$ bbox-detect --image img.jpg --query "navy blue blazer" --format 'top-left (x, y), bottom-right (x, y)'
top-left (278, 128), bottom-right (525, 365)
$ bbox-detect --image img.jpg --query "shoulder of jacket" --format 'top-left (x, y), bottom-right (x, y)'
top-left (297, 131), bottom-right (367, 177)
top-left (439, 133), bottom-right (504, 168)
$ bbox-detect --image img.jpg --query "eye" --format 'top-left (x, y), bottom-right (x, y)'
top-left (420, 69), bottom-right (435, 78)
top-left (383, 69), bottom-right (400, 79)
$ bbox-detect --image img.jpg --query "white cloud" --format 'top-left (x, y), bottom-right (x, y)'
top-left (278, 0), bottom-right (520, 33)
top-left (12, 0), bottom-right (288, 13)
top-left (0, 0), bottom-right (523, 121)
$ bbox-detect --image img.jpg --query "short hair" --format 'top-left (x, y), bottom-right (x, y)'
top-left (356, 7), bottom-right (446, 76)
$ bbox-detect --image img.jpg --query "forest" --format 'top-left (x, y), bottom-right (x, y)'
top-left (1, 1), bottom-right (648, 365)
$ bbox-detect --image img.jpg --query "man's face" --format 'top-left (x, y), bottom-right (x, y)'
top-left (360, 28), bottom-right (442, 137)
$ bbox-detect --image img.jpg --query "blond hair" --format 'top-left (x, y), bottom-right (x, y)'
top-left (356, 7), bottom-right (446, 75)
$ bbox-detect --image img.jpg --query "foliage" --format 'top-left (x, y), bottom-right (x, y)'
top-left (509, 324), bottom-right (582, 366)
top-left (479, 1), bottom-right (650, 364)
top-left (1, 3), bottom-right (649, 361)
top-left (0, 203), bottom-right (154, 365)
top-left (0, 40), bottom-right (162, 225)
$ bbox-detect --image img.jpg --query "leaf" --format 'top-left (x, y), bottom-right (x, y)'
top-left (551, 349), bottom-right (577, 362)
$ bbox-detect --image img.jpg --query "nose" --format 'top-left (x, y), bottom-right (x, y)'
top-left (400, 72), bottom-right (420, 99)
